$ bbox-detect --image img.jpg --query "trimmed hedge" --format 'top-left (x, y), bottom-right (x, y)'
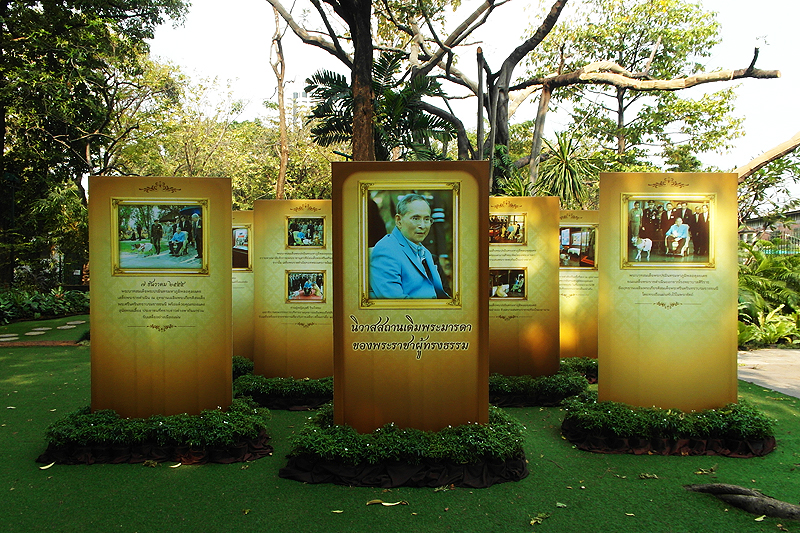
top-left (562, 391), bottom-right (774, 441)
top-left (286, 403), bottom-right (526, 465)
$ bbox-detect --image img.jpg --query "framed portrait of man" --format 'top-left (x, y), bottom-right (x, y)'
top-left (361, 184), bottom-right (459, 309)
top-left (112, 199), bottom-right (208, 275)
top-left (621, 194), bottom-right (715, 268)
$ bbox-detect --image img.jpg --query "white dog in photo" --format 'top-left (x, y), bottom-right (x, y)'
top-left (131, 242), bottom-right (155, 256)
top-left (633, 237), bottom-right (652, 261)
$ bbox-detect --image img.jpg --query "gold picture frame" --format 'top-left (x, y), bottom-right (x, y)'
top-left (232, 224), bottom-right (251, 271)
top-left (559, 224), bottom-right (598, 270)
top-left (621, 193), bottom-right (715, 268)
top-left (286, 215), bottom-right (326, 249)
top-left (359, 181), bottom-right (460, 309)
top-left (489, 267), bottom-right (527, 300)
top-left (112, 199), bottom-right (209, 275)
top-left (286, 270), bottom-right (326, 303)
top-left (489, 213), bottom-right (527, 245)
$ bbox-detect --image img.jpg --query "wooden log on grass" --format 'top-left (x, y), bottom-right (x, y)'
top-left (685, 483), bottom-right (800, 520)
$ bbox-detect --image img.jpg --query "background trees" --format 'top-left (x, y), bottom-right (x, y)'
top-left (0, 0), bottom-right (189, 287)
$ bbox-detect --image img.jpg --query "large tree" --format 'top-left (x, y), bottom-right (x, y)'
top-left (0, 0), bottom-right (188, 286)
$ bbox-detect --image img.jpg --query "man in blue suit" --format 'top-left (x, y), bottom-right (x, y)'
top-left (370, 194), bottom-right (449, 299)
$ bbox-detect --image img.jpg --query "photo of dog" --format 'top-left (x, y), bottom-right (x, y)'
top-left (130, 242), bottom-right (155, 256)
top-left (633, 237), bottom-right (652, 261)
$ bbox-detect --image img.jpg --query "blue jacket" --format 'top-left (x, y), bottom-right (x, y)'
top-left (369, 227), bottom-right (448, 299)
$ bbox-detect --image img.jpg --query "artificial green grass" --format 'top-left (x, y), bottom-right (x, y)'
top-left (1, 339), bottom-right (799, 532)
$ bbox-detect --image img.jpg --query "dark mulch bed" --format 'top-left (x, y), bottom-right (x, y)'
top-left (279, 453), bottom-right (529, 488)
top-left (245, 394), bottom-right (332, 411)
top-left (561, 418), bottom-right (776, 458)
top-left (36, 430), bottom-right (273, 465)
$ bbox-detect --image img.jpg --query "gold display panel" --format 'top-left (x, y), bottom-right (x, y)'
top-left (559, 211), bottom-right (599, 359)
top-left (252, 200), bottom-right (333, 378)
top-left (333, 161), bottom-right (489, 433)
top-left (89, 177), bottom-right (232, 418)
top-left (232, 210), bottom-right (254, 360)
top-left (489, 197), bottom-right (560, 377)
top-left (598, 173), bottom-right (738, 411)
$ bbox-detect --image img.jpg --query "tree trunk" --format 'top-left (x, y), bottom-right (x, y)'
top-left (346, 0), bottom-right (375, 161)
top-left (685, 484), bottom-right (800, 520)
top-left (272, 7), bottom-right (288, 199)
top-left (0, 0), bottom-right (14, 286)
top-left (529, 84), bottom-right (552, 187)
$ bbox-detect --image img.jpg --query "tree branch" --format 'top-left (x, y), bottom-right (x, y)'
top-left (736, 130), bottom-right (800, 183)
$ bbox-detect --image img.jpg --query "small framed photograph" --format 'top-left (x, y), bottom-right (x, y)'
top-left (232, 225), bottom-right (251, 271)
top-left (621, 194), bottom-right (715, 268)
top-left (361, 183), bottom-right (458, 309)
top-left (286, 270), bottom-right (326, 303)
top-left (489, 268), bottom-right (527, 299)
top-left (113, 199), bottom-right (208, 275)
top-left (287, 216), bottom-right (325, 248)
top-left (489, 214), bottom-right (526, 245)
top-left (559, 225), bottom-right (598, 269)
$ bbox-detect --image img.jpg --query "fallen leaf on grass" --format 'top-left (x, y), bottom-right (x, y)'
top-left (242, 509), bottom-right (251, 515)
top-left (694, 464), bottom-right (717, 475)
top-left (39, 462), bottom-right (56, 470)
top-left (754, 515), bottom-right (766, 522)
top-left (556, 502), bottom-right (567, 508)
top-left (530, 512), bottom-right (550, 525)
top-left (169, 463), bottom-right (182, 468)
top-left (366, 499), bottom-right (409, 506)
top-left (625, 513), bottom-right (635, 517)
top-left (638, 473), bottom-right (658, 479)
top-left (331, 510), bottom-right (344, 514)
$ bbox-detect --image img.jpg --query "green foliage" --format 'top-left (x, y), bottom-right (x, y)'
top-left (0, 288), bottom-right (90, 324)
top-left (525, 0), bottom-right (740, 168)
top-left (233, 375), bottom-right (333, 399)
top-left (489, 372), bottom-right (588, 403)
top-left (232, 356), bottom-right (255, 381)
top-left (305, 51), bottom-right (455, 161)
top-left (562, 392), bottom-right (774, 440)
top-left (44, 398), bottom-right (269, 448)
top-left (738, 152), bottom-right (800, 227)
top-left (535, 133), bottom-right (601, 209)
top-left (559, 357), bottom-right (599, 380)
top-left (288, 404), bottom-right (526, 465)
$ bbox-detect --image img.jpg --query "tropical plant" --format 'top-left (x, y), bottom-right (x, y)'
top-left (738, 240), bottom-right (800, 323)
top-left (305, 52), bottom-right (455, 161)
top-left (533, 133), bottom-right (601, 209)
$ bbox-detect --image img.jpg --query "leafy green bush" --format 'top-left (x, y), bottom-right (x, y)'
top-left (559, 357), bottom-right (598, 380)
top-left (233, 374), bottom-right (333, 399)
top-left (232, 356), bottom-right (254, 380)
top-left (288, 404), bottom-right (526, 465)
top-left (0, 287), bottom-right (89, 324)
top-left (489, 372), bottom-right (588, 403)
top-left (44, 398), bottom-right (270, 448)
top-left (562, 391), bottom-right (774, 440)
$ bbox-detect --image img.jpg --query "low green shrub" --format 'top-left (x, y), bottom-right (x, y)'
top-left (489, 371), bottom-right (588, 403)
top-left (232, 356), bottom-right (255, 380)
top-left (288, 404), bottom-right (526, 465)
top-left (0, 287), bottom-right (90, 324)
top-left (559, 357), bottom-right (598, 380)
top-left (233, 374), bottom-right (333, 399)
top-left (562, 391), bottom-right (774, 441)
top-left (44, 398), bottom-right (270, 448)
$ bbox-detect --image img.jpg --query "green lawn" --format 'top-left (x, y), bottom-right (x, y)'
top-left (1, 329), bottom-right (799, 532)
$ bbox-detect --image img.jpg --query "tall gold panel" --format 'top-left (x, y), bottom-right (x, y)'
top-left (88, 177), bottom-right (232, 418)
top-left (333, 162), bottom-right (489, 433)
top-left (559, 211), bottom-right (599, 359)
top-left (489, 197), bottom-right (560, 376)
top-left (232, 211), bottom-right (254, 360)
top-left (252, 200), bottom-right (333, 378)
top-left (598, 173), bottom-right (738, 410)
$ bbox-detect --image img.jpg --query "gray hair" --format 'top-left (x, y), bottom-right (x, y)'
top-left (396, 194), bottom-right (430, 216)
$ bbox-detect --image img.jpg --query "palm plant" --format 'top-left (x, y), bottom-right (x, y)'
top-left (305, 52), bottom-right (455, 161)
top-left (534, 133), bottom-right (600, 209)
top-left (738, 240), bottom-right (800, 323)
